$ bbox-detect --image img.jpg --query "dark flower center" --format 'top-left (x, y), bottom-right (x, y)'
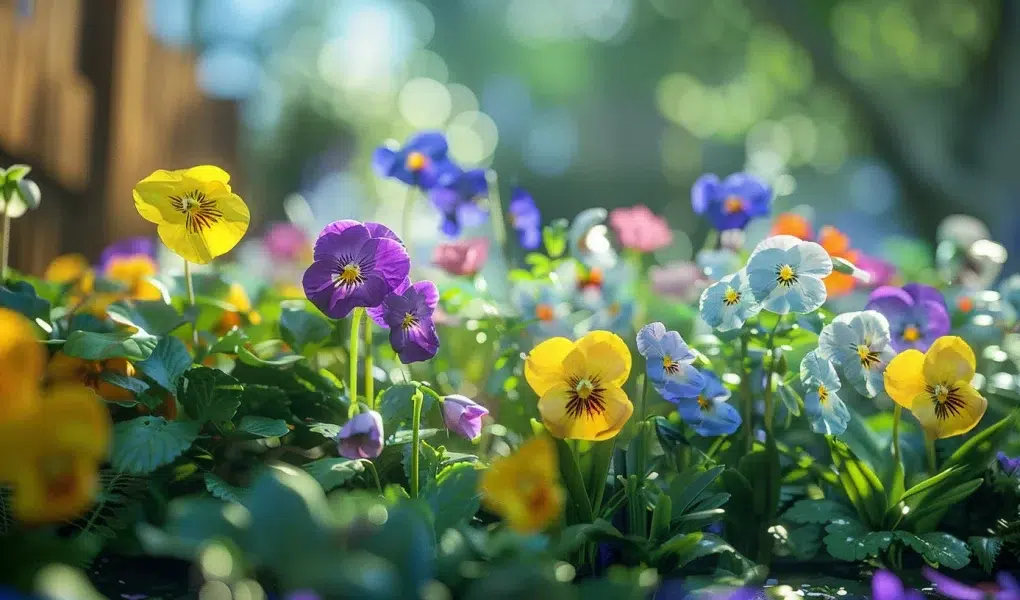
top-left (697, 395), bottom-right (711, 411)
top-left (902, 325), bottom-right (921, 342)
top-left (401, 312), bottom-right (419, 330)
top-left (775, 264), bottom-right (798, 287)
top-left (565, 375), bottom-right (606, 419)
top-left (927, 383), bottom-right (966, 421)
top-left (662, 355), bottom-right (681, 375)
top-left (333, 262), bottom-right (365, 288)
top-left (169, 190), bottom-right (223, 233)
top-left (723, 286), bottom-right (741, 306)
top-left (854, 344), bottom-right (881, 369)
top-left (818, 384), bottom-right (829, 405)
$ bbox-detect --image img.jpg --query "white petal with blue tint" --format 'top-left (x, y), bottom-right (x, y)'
top-left (699, 270), bottom-right (762, 331)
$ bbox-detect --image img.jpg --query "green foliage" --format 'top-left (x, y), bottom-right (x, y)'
top-left (111, 417), bottom-right (201, 474)
top-left (137, 336), bottom-right (193, 393)
top-left (177, 367), bottom-right (243, 423)
top-left (782, 499), bottom-right (855, 524)
top-left (303, 457), bottom-right (369, 492)
top-left (279, 301), bottom-right (332, 352)
top-left (967, 536), bottom-right (1002, 573)
top-left (63, 329), bottom-right (159, 361)
top-left (425, 462), bottom-right (482, 534)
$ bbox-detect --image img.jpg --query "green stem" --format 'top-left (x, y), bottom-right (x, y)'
top-left (349, 307), bottom-right (364, 416)
top-left (183, 260), bottom-right (198, 348)
top-left (926, 438), bottom-right (938, 475)
top-left (410, 389), bottom-right (424, 499)
top-left (365, 460), bottom-right (383, 495)
top-left (364, 312), bottom-right (374, 409)
top-left (762, 317), bottom-right (783, 435)
top-left (0, 212), bottom-right (10, 281)
top-left (402, 187), bottom-right (416, 263)
top-left (739, 335), bottom-right (753, 454)
top-left (485, 170), bottom-right (507, 249)
top-left (700, 228), bottom-right (719, 253)
top-left (891, 404), bottom-right (902, 465)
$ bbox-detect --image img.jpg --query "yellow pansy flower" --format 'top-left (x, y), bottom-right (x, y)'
top-left (105, 254), bottom-right (163, 301)
top-left (479, 436), bottom-right (564, 533)
top-left (0, 307), bottom-right (44, 421)
top-left (525, 331), bottom-right (633, 441)
top-left (43, 253), bottom-right (91, 284)
top-left (132, 165), bottom-right (250, 265)
top-left (0, 384), bottom-right (111, 523)
top-left (216, 282), bottom-right (262, 334)
top-left (884, 336), bottom-right (987, 439)
top-left (47, 351), bottom-right (137, 404)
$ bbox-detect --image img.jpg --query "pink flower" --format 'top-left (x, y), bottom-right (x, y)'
top-left (432, 237), bottom-right (489, 276)
top-left (855, 254), bottom-right (897, 288)
top-left (649, 261), bottom-right (708, 303)
top-left (608, 205), bottom-right (673, 253)
top-left (265, 223), bottom-right (312, 263)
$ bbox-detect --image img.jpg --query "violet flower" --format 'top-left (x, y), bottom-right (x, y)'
top-left (429, 168), bottom-right (489, 237)
top-left (508, 187), bottom-right (542, 250)
top-left (865, 283), bottom-right (950, 352)
top-left (691, 172), bottom-right (772, 231)
top-left (924, 566), bottom-right (1020, 600)
top-left (872, 569), bottom-right (924, 600)
top-left (381, 280), bottom-right (441, 364)
top-left (998, 451), bottom-right (1020, 476)
top-left (337, 410), bottom-right (384, 459)
top-left (372, 131), bottom-right (452, 190)
top-left (302, 220), bottom-right (410, 319)
top-left (441, 395), bottom-right (489, 440)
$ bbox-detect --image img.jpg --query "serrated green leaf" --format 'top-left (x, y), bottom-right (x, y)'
top-left (786, 524), bottom-right (823, 560)
top-left (895, 531), bottom-right (970, 569)
top-left (279, 303), bottom-right (331, 351)
top-left (137, 336), bottom-right (192, 393)
top-left (178, 367), bottom-right (242, 423)
top-left (64, 329), bottom-right (158, 361)
top-left (111, 417), bottom-right (200, 474)
top-left (967, 536), bottom-right (1001, 574)
top-left (237, 416), bottom-right (290, 438)
top-left (425, 462), bottom-right (482, 534)
top-left (204, 473), bottom-right (247, 502)
top-left (782, 499), bottom-right (856, 524)
top-left (302, 457), bottom-right (368, 492)
top-left (823, 519), bottom-right (893, 561)
top-left (307, 422), bottom-right (341, 440)
top-left (98, 371), bottom-right (150, 395)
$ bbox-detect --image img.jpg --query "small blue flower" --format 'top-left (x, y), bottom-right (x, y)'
top-left (568, 207), bottom-right (617, 269)
top-left (636, 322), bottom-right (705, 398)
top-left (800, 350), bottom-right (850, 435)
top-left (746, 235), bottom-right (832, 314)
top-left (513, 280), bottom-right (571, 340)
top-left (699, 269), bottom-right (762, 331)
top-left (675, 372), bottom-right (742, 436)
top-left (372, 131), bottom-right (452, 189)
top-left (508, 187), bottom-right (542, 250)
top-left (691, 172), bottom-right (772, 231)
top-left (429, 167), bottom-right (490, 237)
top-left (817, 310), bottom-right (895, 398)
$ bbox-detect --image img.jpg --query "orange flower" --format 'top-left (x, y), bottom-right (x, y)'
top-left (770, 213), bottom-right (813, 240)
top-left (818, 226), bottom-right (858, 297)
top-left (47, 352), bottom-right (137, 404)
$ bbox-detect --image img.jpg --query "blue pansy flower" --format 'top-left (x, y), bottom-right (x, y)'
top-left (691, 172), bottom-right (772, 231)
top-left (800, 350), bottom-right (850, 435)
top-left (699, 269), bottom-right (762, 331)
top-left (428, 167), bottom-right (490, 237)
top-left (512, 279), bottom-right (571, 340)
top-left (372, 131), bottom-right (452, 189)
top-left (746, 235), bottom-right (832, 314)
top-left (675, 371), bottom-right (742, 436)
top-left (508, 187), bottom-right (542, 250)
top-left (636, 322), bottom-right (705, 398)
top-left (817, 310), bottom-right (896, 398)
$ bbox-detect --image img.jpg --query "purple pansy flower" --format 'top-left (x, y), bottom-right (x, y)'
top-left (691, 172), bottom-right (772, 231)
top-left (924, 566), bottom-right (1020, 600)
top-left (372, 131), bottom-right (452, 189)
top-left (872, 570), bottom-right (924, 600)
top-left (98, 237), bottom-right (156, 274)
top-left (381, 280), bottom-right (440, 363)
top-left (302, 220), bottom-right (410, 319)
top-left (865, 283), bottom-right (950, 352)
top-left (998, 451), bottom-right (1020, 475)
top-left (441, 394), bottom-right (489, 440)
top-left (337, 410), bottom-right (384, 459)
top-left (429, 168), bottom-right (489, 237)
top-left (508, 187), bottom-right (541, 250)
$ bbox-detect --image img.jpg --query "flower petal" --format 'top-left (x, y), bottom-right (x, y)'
top-left (183, 165), bottom-right (230, 184)
top-left (538, 384), bottom-right (633, 441)
top-left (575, 331), bottom-right (631, 387)
top-left (923, 336), bottom-right (976, 384)
top-left (884, 349), bottom-right (926, 408)
top-left (525, 337), bottom-right (574, 396)
top-left (911, 382), bottom-right (987, 440)
top-left (691, 173), bottom-right (721, 215)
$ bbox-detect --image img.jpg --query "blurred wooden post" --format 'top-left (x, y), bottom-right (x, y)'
top-left (0, 0), bottom-right (241, 275)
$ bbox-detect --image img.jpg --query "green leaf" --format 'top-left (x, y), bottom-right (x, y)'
top-left (98, 371), bottom-right (150, 395)
top-left (944, 410), bottom-right (1019, 471)
top-left (236, 416), bottom-right (290, 438)
top-left (403, 441), bottom-right (441, 494)
top-left (776, 383), bottom-right (802, 417)
top-left (0, 281), bottom-right (50, 322)
top-left (137, 336), bottom-right (193, 394)
top-left (209, 329), bottom-right (248, 354)
top-left (967, 536), bottom-right (1001, 574)
top-left (782, 499), bottom-right (855, 524)
top-left (895, 531), bottom-right (970, 569)
top-left (237, 344), bottom-right (304, 367)
top-left (302, 457), bottom-right (368, 492)
top-left (307, 422), bottom-right (341, 440)
top-left (667, 466), bottom-right (724, 518)
top-left (280, 302), bottom-right (331, 351)
top-left (203, 473), bottom-right (247, 502)
top-left (63, 329), bottom-right (158, 361)
top-left (177, 367), bottom-right (242, 424)
top-left (823, 519), bottom-right (893, 562)
top-left (425, 462), bottom-right (482, 534)
top-left (651, 532), bottom-right (741, 567)
top-left (542, 221), bottom-right (568, 258)
top-left (111, 417), bottom-right (200, 474)
top-left (555, 438), bottom-right (594, 524)
top-left (827, 437), bottom-right (887, 528)
top-left (3, 164), bottom-right (31, 181)
top-left (106, 300), bottom-right (187, 336)
top-left (379, 384), bottom-right (426, 428)
top-left (786, 524), bottom-right (823, 560)
top-left (649, 491), bottom-right (673, 544)
top-left (903, 478), bottom-right (983, 532)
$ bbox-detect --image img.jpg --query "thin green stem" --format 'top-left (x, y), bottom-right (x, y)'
top-left (739, 335), bottom-right (752, 454)
top-left (183, 260), bottom-right (198, 347)
top-left (410, 389), bottom-right (424, 499)
top-left (633, 370), bottom-right (651, 482)
top-left (762, 317), bottom-right (784, 435)
top-left (402, 187), bottom-right (416, 263)
top-left (485, 170), bottom-right (507, 249)
top-left (891, 404), bottom-right (902, 464)
top-left (0, 212), bottom-right (10, 281)
top-left (700, 228), bottom-right (719, 253)
top-left (349, 307), bottom-right (364, 415)
top-left (365, 460), bottom-right (383, 495)
top-left (926, 438), bottom-right (938, 475)
top-left (363, 312), bottom-right (375, 409)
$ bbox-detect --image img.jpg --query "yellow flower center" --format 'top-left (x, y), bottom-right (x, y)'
top-left (566, 375), bottom-right (605, 419)
top-left (608, 302), bottom-right (621, 316)
top-left (697, 395), bottom-right (711, 411)
top-left (401, 312), bottom-right (419, 330)
top-left (723, 195), bottom-right (745, 214)
top-left (535, 303), bottom-right (555, 322)
top-left (902, 326), bottom-right (920, 342)
top-left (168, 190), bottom-right (224, 234)
top-left (334, 263), bottom-right (363, 287)
top-left (723, 287), bottom-right (741, 306)
top-left (818, 384), bottom-right (828, 405)
top-left (856, 345), bottom-right (881, 369)
top-left (776, 264), bottom-right (798, 287)
top-left (405, 151), bottom-right (428, 172)
top-left (662, 355), bottom-right (680, 375)
top-left (927, 383), bottom-right (965, 421)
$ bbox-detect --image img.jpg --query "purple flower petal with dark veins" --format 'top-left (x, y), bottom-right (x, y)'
top-left (302, 221), bottom-right (409, 319)
top-left (382, 281), bottom-right (441, 363)
top-left (99, 237), bottom-right (156, 274)
top-left (337, 410), bottom-right (384, 459)
top-left (442, 394), bottom-right (489, 440)
top-left (866, 284), bottom-right (949, 352)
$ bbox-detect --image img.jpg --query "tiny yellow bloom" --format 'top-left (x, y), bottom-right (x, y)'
top-left (479, 436), bottom-right (564, 533)
top-left (884, 336), bottom-right (987, 439)
top-left (216, 282), bottom-right (261, 334)
top-left (47, 352), bottom-right (137, 404)
top-left (525, 330), bottom-right (633, 441)
top-left (43, 253), bottom-right (91, 284)
top-left (0, 308), bottom-right (44, 421)
top-left (0, 384), bottom-right (111, 523)
top-left (133, 165), bottom-right (250, 265)
top-left (105, 254), bottom-right (163, 301)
